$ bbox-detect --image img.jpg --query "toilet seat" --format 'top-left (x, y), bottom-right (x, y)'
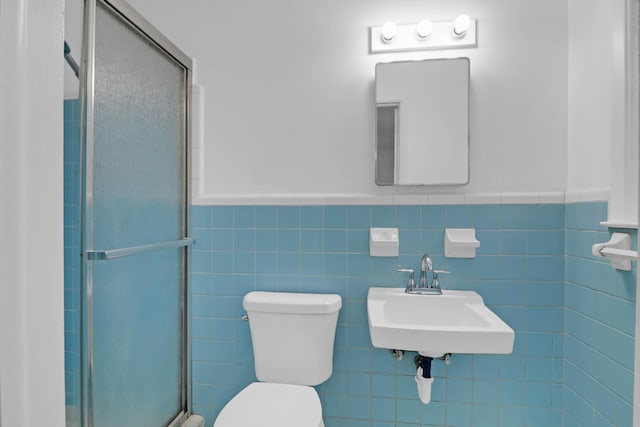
top-left (213, 382), bottom-right (324, 427)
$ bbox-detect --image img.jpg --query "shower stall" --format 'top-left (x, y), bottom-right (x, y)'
top-left (64, 1), bottom-right (194, 426)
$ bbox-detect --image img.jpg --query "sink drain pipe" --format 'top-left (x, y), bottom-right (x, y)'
top-left (414, 355), bottom-right (434, 404)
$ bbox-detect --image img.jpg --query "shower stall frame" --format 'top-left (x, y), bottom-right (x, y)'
top-left (79, 0), bottom-right (193, 426)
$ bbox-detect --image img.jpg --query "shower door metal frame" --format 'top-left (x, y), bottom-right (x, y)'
top-left (79, 1), bottom-right (193, 426)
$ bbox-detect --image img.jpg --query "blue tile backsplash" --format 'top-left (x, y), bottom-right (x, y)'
top-left (190, 204), bottom-right (571, 426)
top-left (64, 99), bottom-right (81, 411)
top-left (563, 204), bottom-right (637, 427)
top-left (63, 102), bottom-right (637, 427)
top-left (188, 202), bottom-right (636, 427)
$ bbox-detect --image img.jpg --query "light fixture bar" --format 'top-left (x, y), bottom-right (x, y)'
top-left (370, 19), bottom-right (477, 54)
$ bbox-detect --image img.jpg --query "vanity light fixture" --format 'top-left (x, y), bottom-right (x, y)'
top-left (453, 14), bottom-right (471, 37)
top-left (416, 19), bottom-right (433, 39)
top-left (370, 16), bottom-right (476, 53)
top-left (380, 21), bottom-right (398, 43)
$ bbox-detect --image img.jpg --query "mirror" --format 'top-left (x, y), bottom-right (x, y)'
top-left (375, 58), bottom-right (470, 185)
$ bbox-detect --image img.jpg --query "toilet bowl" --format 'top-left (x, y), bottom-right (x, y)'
top-left (212, 383), bottom-right (323, 427)
top-left (211, 291), bottom-right (341, 427)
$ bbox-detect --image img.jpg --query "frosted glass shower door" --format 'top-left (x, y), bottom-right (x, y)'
top-left (81, 1), bottom-right (192, 426)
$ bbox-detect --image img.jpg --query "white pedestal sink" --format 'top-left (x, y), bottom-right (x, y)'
top-left (367, 287), bottom-right (514, 358)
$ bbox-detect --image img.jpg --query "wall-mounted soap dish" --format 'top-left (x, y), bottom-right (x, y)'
top-left (370, 227), bottom-right (399, 257)
top-left (444, 228), bottom-right (480, 258)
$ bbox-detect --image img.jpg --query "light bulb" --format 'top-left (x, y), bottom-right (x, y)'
top-left (453, 14), bottom-right (471, 37)
top-left (416, 19), bottom-right (433, 39)
top-left (380, 21), bottom-right (397, 43)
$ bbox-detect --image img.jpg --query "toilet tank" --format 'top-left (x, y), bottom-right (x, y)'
top-left (243, 291), bottom-right (342, 386)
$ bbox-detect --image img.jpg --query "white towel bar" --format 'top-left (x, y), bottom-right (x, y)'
top-left (592, 233), bottom-right (637, 271)
top-left (600, 247), bottom-right (638, 261)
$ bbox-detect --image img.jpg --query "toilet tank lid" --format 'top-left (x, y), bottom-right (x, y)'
top-left (243, 291), bottom-right (342, 314)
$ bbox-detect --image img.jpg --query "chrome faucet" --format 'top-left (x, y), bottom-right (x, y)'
top-left (419, 254), bottom-right (433, 288)
top-left (398, 254), bottom-right (450, 295)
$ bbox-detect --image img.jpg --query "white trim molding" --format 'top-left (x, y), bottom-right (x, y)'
top-left (564, 188), bottom-right (611, 204)
top-left (192, 191), bottom-right (567, 206)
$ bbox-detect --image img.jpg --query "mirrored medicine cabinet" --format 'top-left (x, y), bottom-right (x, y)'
top-left (375, 57), bottom-right (470, 186)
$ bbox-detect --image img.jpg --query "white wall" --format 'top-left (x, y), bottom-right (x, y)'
top-left (567, 0), bottom-right (639, 221)
top-left (0, 0), bottom-right (66, 426)
top-left (566, 0), bottom-right (615, 201)
top-left (128, 0), bottom-right (569, 203)
top-left (607, 0), bottom-right (639, 224)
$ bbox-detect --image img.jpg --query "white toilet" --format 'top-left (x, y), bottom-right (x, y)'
top-left (212, 291), bottom-right (342, 427)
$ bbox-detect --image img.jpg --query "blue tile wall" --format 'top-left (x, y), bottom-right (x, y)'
top-left (63, 99), bottom-right (81, 417)
top-left (191, 204), bottom-right (566, 426)
top-left (563, 202), bottom-right (637, 427)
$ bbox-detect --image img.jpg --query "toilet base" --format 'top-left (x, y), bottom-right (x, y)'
top-left (213, 382), bottom-right (324, 427)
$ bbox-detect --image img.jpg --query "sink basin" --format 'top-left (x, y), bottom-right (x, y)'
top-left (367, 287), bottom-right (514, 357)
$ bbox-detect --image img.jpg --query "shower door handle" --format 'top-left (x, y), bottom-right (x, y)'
top-left (87, 237), bottom-right (195, 260)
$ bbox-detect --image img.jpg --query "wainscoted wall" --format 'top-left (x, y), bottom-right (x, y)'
top-left (63, 103), bottom-right (637, 426)
top-left (563, 203), bottom-right (637, 427)
top-left (190, 204), bottom-right (567, 426)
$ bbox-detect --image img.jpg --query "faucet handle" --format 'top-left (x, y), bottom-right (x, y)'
top-left (397, 268), bottom-right (416, 292)
top-left (431, 269), bottom-right (451, 289)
